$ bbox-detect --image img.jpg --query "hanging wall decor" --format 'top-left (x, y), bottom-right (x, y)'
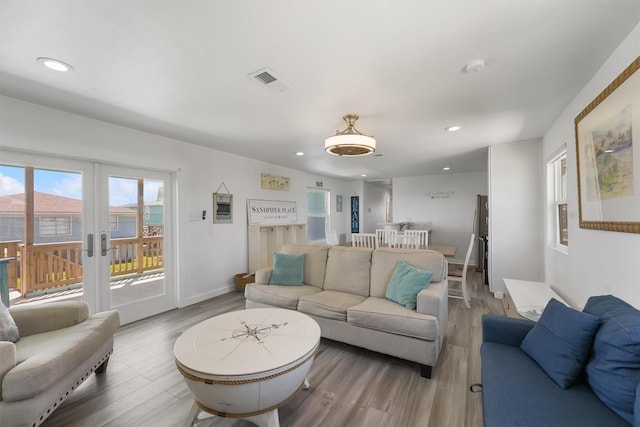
top-left (351, 196), bottom-right (360, 233)
top-left (213, 182), bottom-right (233, 224)
top-left (261, 173), bottom-right (290, 191)
top-left (575, 56), bottom-right (640, 234)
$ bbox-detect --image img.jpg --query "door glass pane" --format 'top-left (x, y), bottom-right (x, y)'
top-left (108, 176), bottom-right (165, 307)
top-left (0, 165), bottom-right (84, 306)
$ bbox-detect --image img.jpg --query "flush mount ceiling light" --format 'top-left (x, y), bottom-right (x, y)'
top-left (445, 125), bottom-right (462, 132)
top-left (37, 57), bottom-right (74, 72)
top-left (325, 114), bottom-right (376, 156)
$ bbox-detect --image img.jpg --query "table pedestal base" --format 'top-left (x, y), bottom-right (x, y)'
top-left (182, 377), bottom-right (311, 427)
top-left (183, 403), bottom-right (280, 427)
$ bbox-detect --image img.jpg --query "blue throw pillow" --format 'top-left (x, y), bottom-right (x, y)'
top-left (583, 295), bottom-right (640, 424)
top-left (269, 253), bottom-right (305, 286)
top-left (520, 298), bottom-right (600, 389)
top-left (385, 261), bottom-right (433, 310)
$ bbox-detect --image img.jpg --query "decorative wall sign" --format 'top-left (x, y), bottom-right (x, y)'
top-left (351, 196), bottom-right (359, 233)
top-left (261, 173), bottom-right (290, 191)
top-left (424, 190), bottom-right (456, 200)
top-left (247, 199), bottom-right (297, 225)
top-left (575, 56), bottom-right (640, 234)
top-left (336, 195), bottom-right (343, 212)
top-left (213, 193), bottom-right (233, 224)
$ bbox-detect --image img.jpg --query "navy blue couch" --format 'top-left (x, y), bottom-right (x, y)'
top-left (480, 295), bottom-right (640, 427)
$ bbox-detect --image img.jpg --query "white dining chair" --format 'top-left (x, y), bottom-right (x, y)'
top-left (447, 233), bottom-right (475, 308)
top-left (395, 233), bottom-right (420, 249)
top-left (375, 229), bottom-right (397, 248)
top-left (404, 229), bottom-right (430, 247)
top-left (351, 233), bottom-right (377, 248)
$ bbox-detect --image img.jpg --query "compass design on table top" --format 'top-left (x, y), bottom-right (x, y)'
top-left (222, 320), bottom-right (289, 344)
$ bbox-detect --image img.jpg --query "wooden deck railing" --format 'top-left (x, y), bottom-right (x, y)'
top-left (1, 237), bottom-right (164, 297)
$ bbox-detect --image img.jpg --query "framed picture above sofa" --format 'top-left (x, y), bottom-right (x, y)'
top-left (574, 56), bottom-right (640, 234)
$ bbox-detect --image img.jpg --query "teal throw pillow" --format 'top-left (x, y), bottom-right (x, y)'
top-left (385, 261), bottom-right (433, 310)
top-left (520, 298), bottom-right (600, 389)
top-left (269, 253), bottom-right (305, 286)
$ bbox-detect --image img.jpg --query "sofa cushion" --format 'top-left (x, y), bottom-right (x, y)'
top-left (385, 261), bottom-right (433, 310)
top-left (347, 297), bottom-right (439, 340)
top-left (520, 298), bottom-right (600, 389)
top-left (481, 341), bottom-right (630, 427)
top-left (269, 252), bottom-right (304, 286)
top-left (0, 302), bottom-right (19, 343)
top-left (298, 290), bottom-right (366, 321)
top-left (583, 295), bottom-right (640, 424)
top-left (244, 283), bottom-right (321, 310)
top-left (370, 249), bottom-right (445, 298)
top-left (281, 244), bottom-right (329, 288)
top-left (323, 247), bottom-right (372, 297)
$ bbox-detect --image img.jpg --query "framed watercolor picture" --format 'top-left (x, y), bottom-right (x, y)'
top-left (575, 56), bottom-right (640, 234)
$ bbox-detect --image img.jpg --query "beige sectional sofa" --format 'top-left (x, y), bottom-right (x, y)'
top-left (244, 244), bottom-right (448, 378)
top-left (0, 301), bottom-right (120, 427)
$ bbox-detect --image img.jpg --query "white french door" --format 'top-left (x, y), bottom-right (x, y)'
top-left (96, 164), bottom-right (176, 324)
top-left (0, 150), bottom-right (176, 324)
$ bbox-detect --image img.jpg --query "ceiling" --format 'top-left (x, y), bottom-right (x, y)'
top-left (1, 2), bottom-right (639, 181)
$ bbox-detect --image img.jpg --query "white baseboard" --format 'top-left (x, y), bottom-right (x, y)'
top-left (493, 291), bottom-right (504, 299)
top-left (180, 285), bottom-right (236, 308)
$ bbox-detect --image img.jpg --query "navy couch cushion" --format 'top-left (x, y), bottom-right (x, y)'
top-left (583, 295), bottom-right (640, 425)
top-left (481, 340), bottom-right (629, 427)
top-left (520, 298), bottom-right (600, 388)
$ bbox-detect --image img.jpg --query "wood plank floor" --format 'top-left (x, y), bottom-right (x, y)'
top-left (43, 269), bottom-right (513, 427)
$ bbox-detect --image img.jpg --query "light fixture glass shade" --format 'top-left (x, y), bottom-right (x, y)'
top-left (325, 114), bottom-right (376, 156)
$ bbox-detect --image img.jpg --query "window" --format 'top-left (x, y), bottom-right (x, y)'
top-left (307, 188), bottom-right (329, 242)
top-left (110, 215), bottom-right (118, 230)
top-left (548, 150), bottom-right (568, 250)
top-left (40, 217), bottom-right (72, 236)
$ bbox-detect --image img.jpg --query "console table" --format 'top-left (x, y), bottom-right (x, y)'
top-left (503, 279), bottom-right (569, 321)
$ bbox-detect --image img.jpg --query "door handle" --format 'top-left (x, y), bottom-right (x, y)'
top-left (101, 233), bottom-right (108, 256)
top-left (86, 233), bottom-right (94, 258)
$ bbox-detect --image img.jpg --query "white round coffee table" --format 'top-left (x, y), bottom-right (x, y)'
top-left (174, 308), bottom-right (321, 427)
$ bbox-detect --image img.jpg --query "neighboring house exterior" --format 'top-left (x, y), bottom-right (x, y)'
top-left (0, 192), bottom-right (136, 244)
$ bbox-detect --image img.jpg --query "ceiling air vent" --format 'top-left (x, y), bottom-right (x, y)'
top-left (247, 68), bottom-right (291, 92)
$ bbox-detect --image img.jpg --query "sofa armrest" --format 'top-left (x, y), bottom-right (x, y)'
top-left (482, 314), bottom-right (535, 347)
top-left (255, 267), bottom-right (273, 285)
top-left (0, 341), bottom-right (16, 400)
top-left (9, 301), bottom-right (90, 337)
top-left (416, 280), bottom-right (447, 317)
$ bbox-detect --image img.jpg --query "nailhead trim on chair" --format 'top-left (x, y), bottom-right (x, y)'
top-left (31, 349), bottom-right (113, 427)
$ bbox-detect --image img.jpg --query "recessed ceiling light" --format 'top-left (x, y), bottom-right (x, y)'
top-left (37, 57), bottom-right (74, 72)
top-left (465, 60), bottom-right (485, 73)
top-left (445, 125), bottom-right (461, 132)
top-left (443, 167), bottom-right (451, 171)
top-left (361, 174), bottom-right (367, 177)
top-left (295, 152), bottom-right (304, 156)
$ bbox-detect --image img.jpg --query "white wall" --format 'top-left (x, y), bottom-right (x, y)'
top-left (0, 95), bottom-right (353, 307)
top-left (488, 140), bottom-right (543, 295)
top-left (393, 171), bottom-right (487, 264)
top-left (541, 23), bottom-right (640, 309)
top-left (362, 181), bottom-right (391, 233)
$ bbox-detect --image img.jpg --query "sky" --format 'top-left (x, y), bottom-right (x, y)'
top-left (0, 165), bottom-right (163, 206)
